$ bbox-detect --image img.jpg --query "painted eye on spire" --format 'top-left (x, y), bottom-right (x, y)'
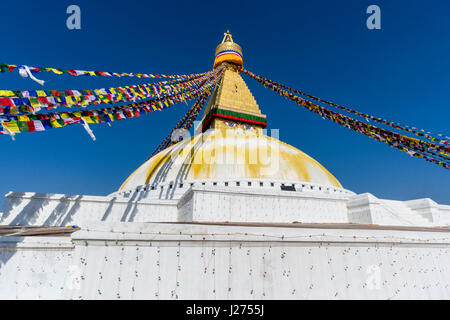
top-left (225, 121), bottom-right (237, 127)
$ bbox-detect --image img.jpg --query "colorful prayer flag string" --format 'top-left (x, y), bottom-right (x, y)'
top-left (244, 70), bottom-right (450, 146)
top-left (0, 63), bottom-right (205, 80)
top-left (0, 72), bottom-right (221, 138)
top-left (0, 72), bottom-right (212, 115)
top-left (148, 65), bottom-right (226, 158)
top-left (244, 70), bottom-right (450, 170)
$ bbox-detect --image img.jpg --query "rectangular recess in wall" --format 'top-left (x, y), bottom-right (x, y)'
top-left (280, 185), bottom-right (296, 191)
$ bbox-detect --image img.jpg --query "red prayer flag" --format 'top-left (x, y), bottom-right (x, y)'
top-left (0, 98), bottom-right (14, 107)
top-left (26, 121), bottom-right (35, 132)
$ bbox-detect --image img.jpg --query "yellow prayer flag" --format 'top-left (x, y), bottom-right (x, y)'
top-left (0, 90), bottom-right (15, 97)
top-left (65, 96), bottom-right (75, 105)
top-left (3, 121), bottom-right (20, 133)
top-left (17, 115), bottom-right (30, 121)
top-left (50, 119), bottom-right (63, 128)
top-left (9, 106), bottom-right (19, 114)
top-left (47, 68), bottom-right (63, 74)
top-left (82, 116), bottom-right (95, 124)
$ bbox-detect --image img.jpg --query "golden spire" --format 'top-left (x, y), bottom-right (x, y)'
top-left (201, 32), bottom-right (267, 134)
top-left (213, 30), bottom-right (243, 69)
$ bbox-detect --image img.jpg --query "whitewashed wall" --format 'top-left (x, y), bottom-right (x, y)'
top-left (179, 186), bottom-right (349, 223)
top-left (1, 181), bottom-right (448, 228)
top-left (347, 193), bottom-right (449, 227)
top-left (0, 180), bottom-right (352, 227)
top-left (58, 222), bottom-right (450, 300)
top-left (2, 222), bottom-right (449, 300)
top-left (0, 237), bottom-right (73, 299)
top-left (1, 192), bottom-right (179, 227)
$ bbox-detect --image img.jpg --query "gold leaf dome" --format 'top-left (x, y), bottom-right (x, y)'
top-left (119, 129), bottom-right (342, 190)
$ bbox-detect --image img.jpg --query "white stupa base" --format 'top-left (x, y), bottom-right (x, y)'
top-left (1, 179), bottom-right (449, 228)
top-left (1, 179), bottom-right (449, 299)
top-left (1, 221), bottom-right (449, 300)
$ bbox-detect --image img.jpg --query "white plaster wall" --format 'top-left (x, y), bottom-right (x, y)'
top-left (185, 187), bottom-right (349, 223)
top-left (64, 222), bottom-right (450, 300)
top-left (1, 222), bottom-right (449, 300)
top-left (406, 199), bottom-right (450, 227)
top-left (0, 237), bottom-right (73, 299)
top-left (1, 192), bottom-right (179, 227)
top-left (347, 194), bottom-right (443, 227)
top-left (0, 180), bottom-right (353, 227)
top-left (440, 205), bottom-right (450, 226)
top-left (1, 185), bottom-right (448, 228)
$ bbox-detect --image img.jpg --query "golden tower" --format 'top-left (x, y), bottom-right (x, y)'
top-left (119, 32), bottom-right (342, 190)
top-left (201, 31), bottom-right (267, 134)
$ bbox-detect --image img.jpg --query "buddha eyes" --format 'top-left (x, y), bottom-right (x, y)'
top-left (225, 121), bottom-right (254, 130)
top-left (225, 121), bottom-right (237, 127)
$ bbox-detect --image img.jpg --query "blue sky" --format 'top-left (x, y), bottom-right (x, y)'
top-left (0, 0), bottom-right (449, 210)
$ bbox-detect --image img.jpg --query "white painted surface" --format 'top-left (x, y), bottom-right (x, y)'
top-left (0, 192), bottom-right (179, 227)
top-left (0, 237), bottom-right (73, 299)
top-left (2, 183), bottom-right (448, 228)
top-left (1, 222), bottom-right (449, 299)
top-left (180, 186), bottom-right (349, 223)
top-left (0, 180), bottom-right (354, 227)
top-left (347, 193), bottom-right (450, 227)
top-left (1, 175), bottom-right (449, 300)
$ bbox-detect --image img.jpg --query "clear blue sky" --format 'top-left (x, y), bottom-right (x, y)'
top-left (0, 0), bottom-right (449, 210)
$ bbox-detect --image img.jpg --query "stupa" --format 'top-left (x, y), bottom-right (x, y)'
top-left (0, 32), bottom-right (449, 300)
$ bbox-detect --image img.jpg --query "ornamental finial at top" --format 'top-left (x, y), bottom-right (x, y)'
top-left (222, 30), bottom-right (234, 43)
top-left (214, 31), bottom-right (243, 69)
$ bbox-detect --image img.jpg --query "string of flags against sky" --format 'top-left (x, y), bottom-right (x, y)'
top-left (0, 74), bottom-right (209, 114)
top-left (0, 67), bottom-right (221, 141)
top-left (0, 60), bottom-right (448, 169)
top-left (243, 70), bottom-right (449, 170)
top-left (0, 63), bottom-right (202, 80)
